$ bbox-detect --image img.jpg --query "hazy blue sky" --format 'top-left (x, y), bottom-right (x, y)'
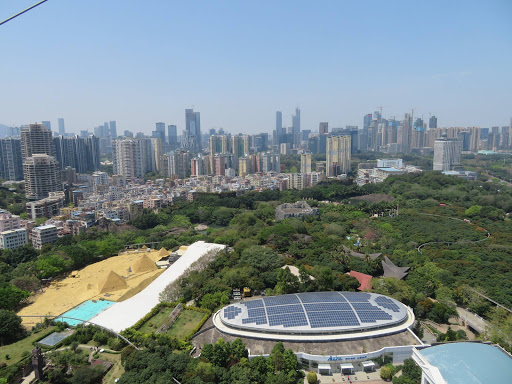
top-left (1, 0), bottom-right (511, 135)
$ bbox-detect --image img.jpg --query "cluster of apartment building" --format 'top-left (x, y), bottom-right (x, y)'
top-left (0, 210), bottom-right (58, 250)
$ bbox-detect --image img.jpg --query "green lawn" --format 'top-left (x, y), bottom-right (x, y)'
top-left (0, 327), bottom-right (56, 367)
top-left (138, 305), bottom-right (176, 333)
top-left (166, 310), bottom-right (205, 339)
top-left (101, 352), bottom-right (124, 384)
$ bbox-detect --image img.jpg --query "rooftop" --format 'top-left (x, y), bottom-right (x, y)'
top-left (419, 343), bottom-right (512, 384)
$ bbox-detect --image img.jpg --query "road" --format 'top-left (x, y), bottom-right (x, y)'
top-left (456, 307), bottom-right (489, 334)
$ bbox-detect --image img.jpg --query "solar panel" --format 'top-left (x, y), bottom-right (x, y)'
top-left (342, 292), bottom-right (371, 302)
top-left (299, 292), bottom-right (347, 303)
top-left (248, 308), bottom-right (266, 317)
top-left (307, 311), bottom-right (360, 328)
top-left (263, 295), bottom-right (300, 306)
top-left (266, 304), bottom-right (303, 316)
top-left (304, 302), bottom-right (352, 312)
top-left (241, 300), bottom-right (264, 309)
top-left (356, 310), bottom-right (393, 323)
top-left (375, 296), bottom-right (400, 312)
top-left (223, 305), bottom-right (242, 319)
top-left (268, 312), bottom-right (308, 327)
top-left (242, 316), bottom-right (267, 325)
top-left (351, 302), bottom-right (380, 311)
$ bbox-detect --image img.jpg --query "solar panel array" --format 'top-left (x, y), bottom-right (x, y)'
top-left (375, 296), bottom-right (400, 312)
top-left (223, 292), bottom-right (406, 330)
top-left (223, 305), bottom-right (242, 320)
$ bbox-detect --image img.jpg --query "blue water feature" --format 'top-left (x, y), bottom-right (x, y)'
top-left (421, 342), bottom-right (512, 384)
top-left (57, 300), bottom-right (115, 326)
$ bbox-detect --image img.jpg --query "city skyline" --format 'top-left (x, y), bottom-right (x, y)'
top-left (1, 1), bottom-right (511, 134)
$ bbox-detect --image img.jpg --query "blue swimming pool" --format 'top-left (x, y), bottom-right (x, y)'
top-left (58, 300), bottom-right (115, 326)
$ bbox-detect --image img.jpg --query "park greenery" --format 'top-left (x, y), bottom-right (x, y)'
top-left (1, 164), bottom-right (512, 382)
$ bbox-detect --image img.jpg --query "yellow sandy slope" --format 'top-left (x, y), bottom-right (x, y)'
top-left (18, 248), bottom-right (170, 324)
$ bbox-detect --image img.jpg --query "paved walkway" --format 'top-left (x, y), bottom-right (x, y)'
top-left (20, 371), bottom-right (35, 384)
top-left (305, 370), bottom-right (386, 384)
top-left (456, 307), bottom-right (489, 334)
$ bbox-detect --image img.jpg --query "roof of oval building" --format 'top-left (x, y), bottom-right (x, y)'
top-left (219, 291), bottom-right (410, 335)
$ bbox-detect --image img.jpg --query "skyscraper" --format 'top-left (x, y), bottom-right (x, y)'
top-left (433, 134), bottom-right (462, 171)
top-left (184, 109), bottom-right (201, 152)
top-left (23, 154), bottom-right (61, 200)
top-left (21, 123), bottom-right (54, 158)
top-left (292, 107), bottom-right (301, 146)
top-left (275, 111), bottom-right (283, 145)
top-left (429, 115), bottom-right (438, 129)
top-left (326, 135), bottom-right (351, 177)
top-left (319, 122), bottom-right (328, 135)
top-left (167, 125), bottom-right (178, 146)
top-left (42, 121), bottom-right (51, 130)
top-left (109, 121), bottom-right (117, 138)
top-left (0, 138), bottom-right (23, 181)
top-left (58, 118), bottom-right (65, 135)
top-left (152, 122), bottom-right (166, 144)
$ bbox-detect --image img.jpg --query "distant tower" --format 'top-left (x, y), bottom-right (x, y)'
top-left (109, 121), bottom-right (117, 138)
top-left (184, 109), bottom-right (201, 152)
top-left (58, 118), bottom-right (65, 135)
top-left (275, 111), bottom-right (283, 145)
top-left (429, 115), bottom-right (438, 129)
top-left (167, 125), bottom-right (178, 146)
top-left (31, 346), bottom-right (44, 380)
top-left (433, 134), bottom-right (462, 171)
top-left (319, 122), bottom-right (328, 135)
top-left (301, 152), bottom-right (312, 173)
top-left (41, 121), bottom-right (51, 130)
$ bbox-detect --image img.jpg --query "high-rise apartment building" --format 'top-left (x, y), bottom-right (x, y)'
top-left (0, 138), bottom-right (23, 181)
top-left (326, 135), bottom-right (351, 177)
top-left (53, 135), bottom-right (100, 173)
top-left (58, 118), bottom-right (65, 135)
top-left (433, 134), bottom-right (462, 171)
top-left (23, 154), bottom-right (61, 200)
top-left (21, 123), bottom-right (55, 158)
top-left (111, 138), bottom-right (155, 180)
top-left (301, 152), bottom-right (312, 173)
top-left (168, 150), bottom-right (191, 178)
top-left (209, 135), bottom-right (230, 155)
top-left (183, 109), bottom-right (201, 151)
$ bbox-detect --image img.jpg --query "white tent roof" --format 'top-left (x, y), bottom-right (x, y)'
top-left (318, 364), bottom-right (332, 371)
top-left (361, 361), bottom-right (376, 367)
top-left (90, 241), bottom-right (225, 333)
top-left (340, 363), bottom-right (354, 369)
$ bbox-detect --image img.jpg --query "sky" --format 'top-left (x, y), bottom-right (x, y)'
top-left (0, 0), bottom-right (511, 135)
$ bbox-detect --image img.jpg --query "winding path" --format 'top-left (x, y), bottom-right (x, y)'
top-left (416, 213), bottom-right (490, 254)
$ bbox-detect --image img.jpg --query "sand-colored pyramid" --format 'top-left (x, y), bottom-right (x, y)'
top-left (98, 271), bottom-right (127, 294)
top-left (133, 254), bottom-right (157, 273)
top-left (158, 247), bottom-right (169, 257)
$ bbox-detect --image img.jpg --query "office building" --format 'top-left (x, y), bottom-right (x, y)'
top-left (301, 152), bottom-right (312, 173)
top-left (275, 111), bottom-right (283, 145)
top-left (292, 107), bottom-right (301, 146)
top-left (0, 137), bottom-right (23, 181)
top-left (58, 118), bottom-right (65, 135)
top-left (23, 154), bottom-right (61, 200)
top-left (319, 122), bottom-right (328, 136)
top-left (41, 121), bottom-right (51, 130)
top-left (326, 135), bottom-right (351, 177)
top-left (168, 125), bottom-right (178, 146)
top-left (21, 123), bottom-right (55, 158)
top-left (153, 122), bottom-right (166, 144)
top-left (32, 224), bottom-right (58, 250)
top-left (433, 134), bottom-right (462, 171)
top-left (429, 115), bottom-right (438, 129)
top-left (0, 228), bottom-right (28, 250)
top-left (109, 121), bottom-right (117, 138)
top-left (183, 108), bottom-right (201, 151)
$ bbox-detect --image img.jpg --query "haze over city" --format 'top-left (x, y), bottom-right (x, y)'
top-left (1, 0), bottom-right (511, 134)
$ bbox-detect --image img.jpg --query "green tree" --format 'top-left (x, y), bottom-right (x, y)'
top-left (231, 338), bottom-right (248, 361)
top-left (240, 246), bottom-right (282, 272)
top-left (70, 366), bottom-right (103, 384)
top-left (380, 365), bottom-right (392, 381)
top-left (0, 310), bottom-right (26, 345)
top-left (307, 371), bottom-right (318, 384)
top-left (0, 283), bottom-right (29, 310)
